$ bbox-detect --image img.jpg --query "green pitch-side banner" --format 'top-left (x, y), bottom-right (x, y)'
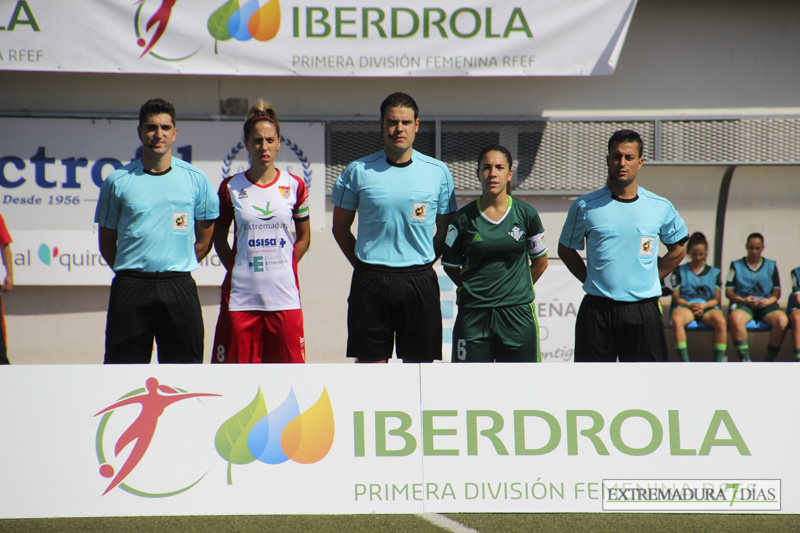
top-left (0, 0), bottom-right (636, 76)
top-left (0, 363), bottom-right (793, 517)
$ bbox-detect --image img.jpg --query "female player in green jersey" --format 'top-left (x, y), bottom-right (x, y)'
top-left (441, 145), bottom-right (548, 362)
top-left (669, 232), bottom-right (727, 362)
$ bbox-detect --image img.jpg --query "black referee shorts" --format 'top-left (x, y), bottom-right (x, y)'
top-left (105, 271), bottom-right (204, 364)
top-left (346, 261), bottom-right (442, 362)
top-left (574, 294), bottom-right (668, 362)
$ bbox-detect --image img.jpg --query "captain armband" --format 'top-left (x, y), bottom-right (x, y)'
top-left (527, 232), bottom-right (548, 257)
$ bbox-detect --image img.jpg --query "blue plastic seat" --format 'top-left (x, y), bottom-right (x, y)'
top-left (683, 319), bottom-right (711, 332)
top-left (744, 320), bottom-right (772, 332)
top-left (681, 319), bottom-right (769, 332)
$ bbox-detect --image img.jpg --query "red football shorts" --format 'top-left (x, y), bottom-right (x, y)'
top-left (212, 307), bottom-right (305, 364)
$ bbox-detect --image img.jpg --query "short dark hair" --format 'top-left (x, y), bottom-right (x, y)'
top-left (608, 129), bottom-right (643, 158)
top-left (380, 92), bottom-right (419, 121)
top-left (747, 232), bottom-right (764, 244)
top-left (139, 98), bottom-right (176, 128)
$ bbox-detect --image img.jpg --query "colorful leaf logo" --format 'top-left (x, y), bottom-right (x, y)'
top-left (207, 0), bottom-right (280, 46)
top-left (216, 386), bottom-right (334, 484)
top-left (248, 387), bottom-right (300, 464)
top-left (208, 0), bottom-right (240, 41)
top-left (281, 387), bottom-right (334, 464)
top-left (249, 0), bottom-right (281, 42)
top-left (228, 0), bottom-right (260, 41)
top-left (214, 387), bottom-right (268, 484)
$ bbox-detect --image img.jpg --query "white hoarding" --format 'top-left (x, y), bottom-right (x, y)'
top-left (0, 363), bottom-right (795, 518)
top-left (0, 1), bottom-right (637, 76)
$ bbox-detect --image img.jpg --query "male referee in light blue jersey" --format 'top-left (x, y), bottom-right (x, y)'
top-left (332, 92), bottom-right (457, 363)
top-left (558, 130), bottom-right (688, 362)
top-left (95, 99), bottom-right (219, 364)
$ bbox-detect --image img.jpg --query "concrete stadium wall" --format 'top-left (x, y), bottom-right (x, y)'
top-left (2, 0), bottom-right (799, 363)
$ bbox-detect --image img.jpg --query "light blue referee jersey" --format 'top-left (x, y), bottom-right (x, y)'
top-left (95, 157), bottom-right (220, 272)
top-left (559, 186), bottom-right (688, 302)
top-left (332, 149), bottom-right (457, 267)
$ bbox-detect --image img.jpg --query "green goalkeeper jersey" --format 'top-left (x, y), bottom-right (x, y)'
top-left (442, 196), bottom-right (547, 309)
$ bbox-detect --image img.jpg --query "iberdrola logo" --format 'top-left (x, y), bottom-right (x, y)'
top-left (94, 379), bottom-right (334, 497)
top-left (215, 386), bottom-right (334, 484)
top-left (208, 0), bottom-right (281, 51)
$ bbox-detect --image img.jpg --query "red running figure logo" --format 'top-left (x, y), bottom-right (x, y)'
top-left (134, 0), bottom-right (177, 57)
top-left (94, 377), bottom-right (220, 496)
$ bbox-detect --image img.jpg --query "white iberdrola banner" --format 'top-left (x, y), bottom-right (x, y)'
top-left (0, 0), bottom-right (637, 76)
top-left (0, 363), bottom-right (795, 518)
top-left (0, 117), bottom-right (324, 285)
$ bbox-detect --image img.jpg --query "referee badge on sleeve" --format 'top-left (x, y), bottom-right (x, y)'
top-left (640, 236), bottom-right (654, 256)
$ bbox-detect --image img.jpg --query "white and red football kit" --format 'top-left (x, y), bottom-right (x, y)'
top-left (213, 169), bottom-right (310, 363)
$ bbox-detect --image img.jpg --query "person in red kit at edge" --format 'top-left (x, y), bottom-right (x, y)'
top-left (0, 213), bottom-right (13, 365)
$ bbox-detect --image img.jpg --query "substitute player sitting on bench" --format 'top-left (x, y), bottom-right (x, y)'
top-left (725, 233), bottom-right (788, 362)
top-left (787, 265), bottom-right (800, 361)
top-left (670, 232), bottom-right (727, 362)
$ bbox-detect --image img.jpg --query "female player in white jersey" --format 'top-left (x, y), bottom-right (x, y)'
top-left (441, 145), bottom-right (548, 362)
top-left (669, 232), bottom-right (727, 362)
top-left (212, 101), bottom-right (310, 363)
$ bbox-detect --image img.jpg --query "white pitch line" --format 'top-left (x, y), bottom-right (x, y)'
top-left (418, 512), bottom-right (480, 533)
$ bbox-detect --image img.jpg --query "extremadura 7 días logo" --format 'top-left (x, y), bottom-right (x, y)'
top-left (94, 378), bottom-right (334, 497)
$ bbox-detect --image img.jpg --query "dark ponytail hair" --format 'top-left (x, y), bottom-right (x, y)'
top-left (687, 231), bottom-right (708, 249)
